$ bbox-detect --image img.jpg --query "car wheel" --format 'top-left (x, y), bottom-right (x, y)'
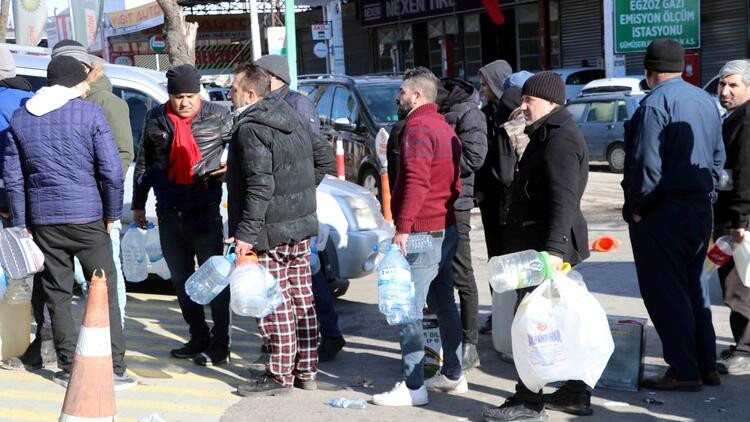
top-left (327, 278), bottom-right (350, 298)
top-left (359, 167), bottom-right (381, 201)
top-left (607, 143), bottom-right (625, 173)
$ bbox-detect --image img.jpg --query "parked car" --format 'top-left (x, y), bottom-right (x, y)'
top-left (298, 74), bottom-right (402, 200)
top-left (580, 76), bottom-right (648, 96)
top-left (565, 92), bottom-right (644, 173)
top-left (10, 49), bottom-right (394, 293)
top-left (552, 67), bottom-right (605, 100)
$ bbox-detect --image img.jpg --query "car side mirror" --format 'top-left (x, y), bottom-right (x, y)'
top-left (333, 117), bottom-right (357, 132)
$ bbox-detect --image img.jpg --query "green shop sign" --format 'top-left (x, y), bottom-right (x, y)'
top-left (614, 0), bottom-right (700, 53)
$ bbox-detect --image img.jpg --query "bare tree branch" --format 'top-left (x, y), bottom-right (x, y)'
top-left (155, 0), bottom-right (198, 66)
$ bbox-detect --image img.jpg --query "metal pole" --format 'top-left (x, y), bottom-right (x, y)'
top-left (156, 53), bottom-right (160, 71)
top-left (285, 0), bottom-right (297, 90)
top-left (68, 0), bottom-right (77, 43)
top-left (249, 0), bottom-right (262, 61)
top-left (328, 0), bottom-right (345, 75)
top-left (603, 0), bottom-right (615, 78)
top-left (322, 5), bottom-right (331, 73)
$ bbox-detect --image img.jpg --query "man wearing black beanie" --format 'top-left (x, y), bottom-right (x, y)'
top-left (133, 64), bottom-right (234, 366)
top-left (624, 38), bottom-right (726, 391)
top-left (482, 71), bottom-right (591, 422)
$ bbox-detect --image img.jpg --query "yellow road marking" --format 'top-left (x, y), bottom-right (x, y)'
top-left (0, 408), bottom-right (138, 422)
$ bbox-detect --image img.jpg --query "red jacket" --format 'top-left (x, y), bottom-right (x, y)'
top-left (392, 103), bottom-right (462, 233)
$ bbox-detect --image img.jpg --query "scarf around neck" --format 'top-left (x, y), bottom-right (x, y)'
top-left (166, 100), bottom-right (202, 185)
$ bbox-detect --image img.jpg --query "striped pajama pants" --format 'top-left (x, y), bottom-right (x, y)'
top-left (256, 240), bottom-right (318, 387)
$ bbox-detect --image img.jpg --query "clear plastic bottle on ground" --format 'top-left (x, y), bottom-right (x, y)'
top-left (121, 224), bottom-right (148, 282)
top-left (185, 253), bottom-right (236, 305)
top-left (5, 277), bottom-right (32, 304)
top-left (230, 255), bottom-right (283, 318)
top-left (144, 223), bottom-right (163, 262)
top-left (327, 398), bottom-right (367, 409)
top-left (377, 244), bottom-right (419, 325)
top-left (488, 250), bottom-right (553, 294)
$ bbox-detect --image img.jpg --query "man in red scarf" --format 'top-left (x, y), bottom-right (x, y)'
top-left (132, 64), bottom-right (234, 366)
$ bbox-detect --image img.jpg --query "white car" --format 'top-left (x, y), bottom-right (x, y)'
top-left (580, 77), bottom-right (648, 96)
top-left (552, 67), bottom-right (605, 100)
top-left (11, 46), bottom-right (394, 294)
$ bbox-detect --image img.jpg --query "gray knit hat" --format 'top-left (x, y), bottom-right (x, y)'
top-left (0, 47), bottom-right (15, 80)
top-left (522, 71), bottom-right (566, 105)
top-left (254, 54), bottom-right (290, 84)
top-left (51, 39), bottom-right (94, 66)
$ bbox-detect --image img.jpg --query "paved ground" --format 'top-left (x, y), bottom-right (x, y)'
top-left (1, 168), bottom-right (747, 421)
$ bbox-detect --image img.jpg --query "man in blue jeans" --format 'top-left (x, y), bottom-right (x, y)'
top-left (372, 67), bottom-right (464, 406)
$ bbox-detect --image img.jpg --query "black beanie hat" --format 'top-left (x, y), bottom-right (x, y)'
top-left (644, 38), bottom-right (684, 72)
top-left (46, 55), bottom-right (87, 88)
top-left (166, 64), bottom-right (201, 94)
top-left (522, 71), bottom-right (566, 105)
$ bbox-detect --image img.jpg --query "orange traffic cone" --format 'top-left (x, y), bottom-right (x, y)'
top-left (589, 236), bottom-right (621, 252)
top-left (59, 269), bottom-right (116, 422)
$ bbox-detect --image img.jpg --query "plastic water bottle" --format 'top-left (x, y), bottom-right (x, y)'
top-left (377, 244), bottom-right (419, 325)
top-left (121, 224), bottom-right (148, 282)
top-left (718, 169), bottom-right (734, 191)
top-left (230, 255), bottom-right (283, 318)
top-left (488, 250), bottom-right (553, 294)
top-left (0, 268), bottom-right (8, 300)
top-left (327, 398), bottom-right (367, 409)
top-left (185, 253), bottom-right (236, 305)
top-left (5, 277), bottom-right (32, 304)
top-left (144, 223), bottom-right (163, 262)
top-left (152, 258), bottom-right (172, 280)
top-left (702, 235), bottom-right (735, 284)
top-left (310, 243), bottom-right (321, 275)
top-left (376, 233), bottom-right (433, 255)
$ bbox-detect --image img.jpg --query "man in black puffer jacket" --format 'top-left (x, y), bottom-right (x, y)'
top-left (227, 64), bottom-right (333, 397)
top-left (133, 64), bottom-right (233, 366)
top-left (436, 78), bottom-right (487, 370)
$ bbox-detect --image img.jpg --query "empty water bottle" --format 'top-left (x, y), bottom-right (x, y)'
top-left (230, 255), bottom-right (283, 318)
top-left (152, 258), bottom-right (172, 280)
top-left (377, 244), bottom-right (420, 325)
top-left (488, 250), bottom-right (553, 294)
top-left (185, 253), bottom-right (236, 305)
top-left (405, 233), bottom-right (433, 253)
top-left (701, 235), bottom-right (735, 284)
top-left (327, 398), bottom-right (367, 409)
top-left (310, 243), bottom-right (321, 275)
top-left (121, 224), bottom-right (148, 282)
top-left (5, 277), bottom-right (32, 304)
top-left (144, 223), bottom-right (163, 262)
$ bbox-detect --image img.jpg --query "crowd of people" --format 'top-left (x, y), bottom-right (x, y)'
top-left (0, 36), bottom-right (748, 421)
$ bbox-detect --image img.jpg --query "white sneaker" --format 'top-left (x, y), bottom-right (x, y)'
top-left (424, 373), bottom-right (468, 394)
top-left (372, 381), bottom-right (428, 406)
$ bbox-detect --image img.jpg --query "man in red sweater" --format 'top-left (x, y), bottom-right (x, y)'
top-left (373, 67), bottom-right (464, 407)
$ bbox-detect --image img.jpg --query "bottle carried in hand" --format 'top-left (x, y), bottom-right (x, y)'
top-left (488, 250), bottom-right (554, 294)
top-left (121, 224), bottom-right (148, 283)
top-left (229, 255), bottom-right (283, 318)
top-left (144, 223), bottom-right (163, 262)
top-left (377, 244), bottom-right (420, 325)
top-left (701, 235), bottom-right (735, 284)
top-left (186, 252), bottom-right (237, 305)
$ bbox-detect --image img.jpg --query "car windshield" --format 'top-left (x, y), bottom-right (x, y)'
top-left (358, 83), bottom-right (401, 124)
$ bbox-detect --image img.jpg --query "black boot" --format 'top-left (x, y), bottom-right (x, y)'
top-left (317, 336), bottom-right (345, 362)
top-left (170, 338), bottom-right (210, 359)
top-left (193, 340), bottom-right (229, 366)
top-left (543, 382), bottom-right (593, 416)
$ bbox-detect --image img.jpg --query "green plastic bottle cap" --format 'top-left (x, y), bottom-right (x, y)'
top-left (538, 251), bottom-right (554, 280)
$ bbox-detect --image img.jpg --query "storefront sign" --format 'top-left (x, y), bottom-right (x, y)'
top-left (313, 42), bottom-right (328, 58)
top-left (195, 44), bottom-right (252, 70)
top-left (614, 0), bottom-right (700, 53)
top-left (111, 53), bottom-right (134, 66)
top-left (267, 27), bottom-right (287, 56)
top-left (107, 1), bottom-right (164, 37)
top-left (359, 0), bottom-right (519, 27)
top-left (311, 23), bottom-right (331, 40)
top-left (149, 34), bottom-right (166, 53)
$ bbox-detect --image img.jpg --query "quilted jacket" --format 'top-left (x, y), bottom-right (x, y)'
top-left (3, 87), bottom-right (124, 227)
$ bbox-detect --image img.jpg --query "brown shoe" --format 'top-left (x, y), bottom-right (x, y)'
top-left (641, 375), bottom-right (702, 392)
top-left (702, 371), bottom-right (721, 386)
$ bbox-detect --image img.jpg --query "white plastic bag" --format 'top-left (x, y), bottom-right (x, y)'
top-left (732, 237), bottom-right (750, 287)
top-left (511, 272), bottom-right (614, 392)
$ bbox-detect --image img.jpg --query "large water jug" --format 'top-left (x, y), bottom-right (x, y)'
top-left (488, 250), bottom-right (553, 294)
top-left (185, 253), bottom-right (236, 305)
top-left (144, 223), bottom-right (163, 262)
top-left (4, 277), bottom-right (32, 305)
top-left (230, 255), bottom-right (283, 318)
top-left (377, 244), bottom-right (419, 325)
top-left (121, 224), bottom-right (148, 282)
top-left (152, 258), bottom-right (172, 280)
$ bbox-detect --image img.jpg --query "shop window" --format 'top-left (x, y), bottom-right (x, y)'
top-left (516, 4), bottom-right (540, 71)
top-left (376, 25), bottom-right (413, 73)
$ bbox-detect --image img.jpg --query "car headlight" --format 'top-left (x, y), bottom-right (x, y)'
top-left (342, 196), bottom-right (380, 231)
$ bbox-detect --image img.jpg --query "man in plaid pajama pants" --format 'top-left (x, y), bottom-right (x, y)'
top-left (225, 63), bottom-right (333, 396)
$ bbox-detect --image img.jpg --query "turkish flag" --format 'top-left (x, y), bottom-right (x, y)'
top-left (482, 0), bottom-right (505, 25)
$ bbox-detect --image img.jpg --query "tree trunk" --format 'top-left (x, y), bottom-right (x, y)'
top-left (155, 0), bottom-right (199, 67)
top-left (0, 0), bottom-right (10, 44)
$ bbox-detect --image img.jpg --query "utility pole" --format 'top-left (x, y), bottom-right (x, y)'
top-left (328, 0), bottom-right (345, 75)
top-left (249, 0), bottom-right (261, 60)
top-left (285, 0), bottom-right (297, 90)
top-left (603, 0), bottom-right (615, 78)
